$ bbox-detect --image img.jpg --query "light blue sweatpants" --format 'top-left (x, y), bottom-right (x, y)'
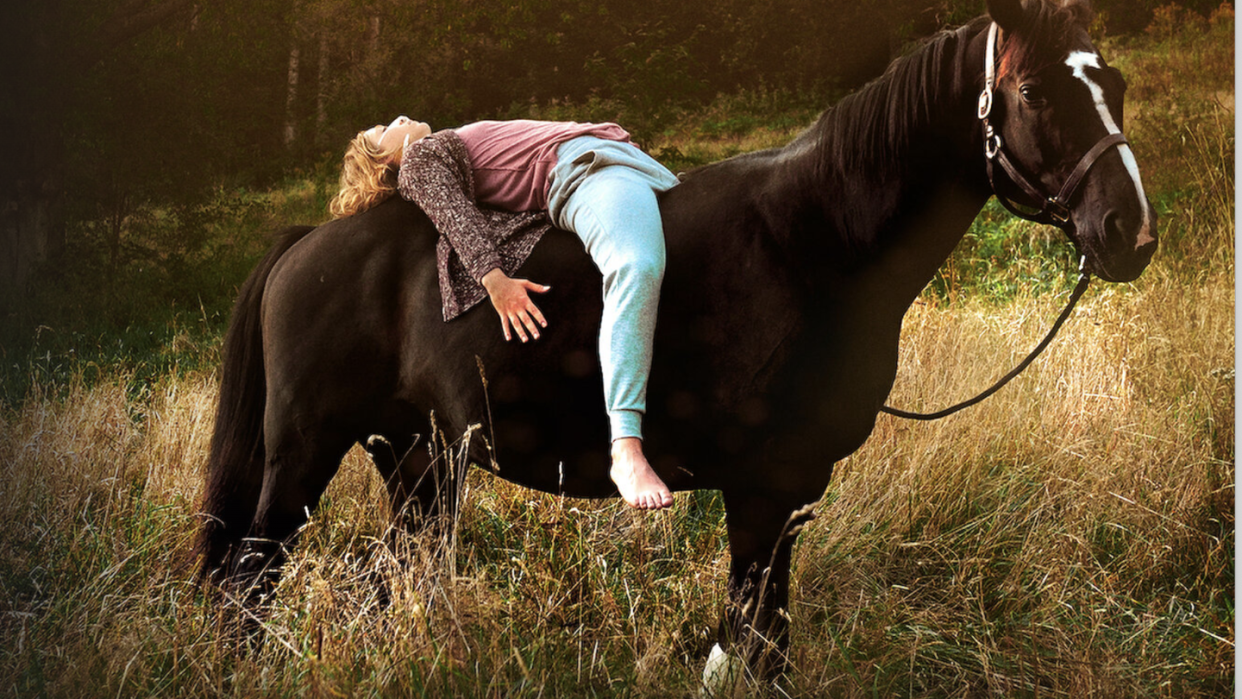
top-left (547, 136), bottom-right (679, 441)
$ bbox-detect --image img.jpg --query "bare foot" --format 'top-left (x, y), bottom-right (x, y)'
top-left (610, 437), bottom-right (674, 510)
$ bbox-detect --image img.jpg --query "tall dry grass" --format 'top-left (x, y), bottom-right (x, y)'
top-left (0, 372), bottom-right (730, 696)
top-left (0, 259), bottom-right (1230, 696)
top-left (792, 268), bottom-right (1233, 696)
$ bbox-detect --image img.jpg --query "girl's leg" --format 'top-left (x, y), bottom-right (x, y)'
top-left (553, 164), bottom-right (673, 509)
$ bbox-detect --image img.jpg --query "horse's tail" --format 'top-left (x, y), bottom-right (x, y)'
top-left (194, 225), bottom-right (316, 581)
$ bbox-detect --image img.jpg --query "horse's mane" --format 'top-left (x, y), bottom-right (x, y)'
top-left (806, 18), bottom-right (985, 187)
top-left (806, 0), bottom-right (1093, 188)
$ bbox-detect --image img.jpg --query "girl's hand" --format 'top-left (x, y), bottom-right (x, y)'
top-left (481, 268), bottom-right (550, 342)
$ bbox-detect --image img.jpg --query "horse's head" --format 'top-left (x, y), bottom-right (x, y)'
top-left (982, 0), bottom-right (1157, 282)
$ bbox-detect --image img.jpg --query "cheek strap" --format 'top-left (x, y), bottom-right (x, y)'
top-left (977, 22), bottom-right (1129, 227)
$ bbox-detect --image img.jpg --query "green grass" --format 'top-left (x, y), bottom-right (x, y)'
top-left (0, 174), bottom-right (339, 409)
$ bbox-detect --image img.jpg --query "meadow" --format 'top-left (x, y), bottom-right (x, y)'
top-left (0, 13), bottom-right (1233, 697)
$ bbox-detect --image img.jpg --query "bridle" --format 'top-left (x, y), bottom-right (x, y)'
top-left (881, 22), bottom-right (1121, 421)
top-left (977, 22), bottom-right (1128, 227)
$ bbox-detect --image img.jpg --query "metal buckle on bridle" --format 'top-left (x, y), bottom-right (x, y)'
top-left (977, 85), bottom-right (993, 120)
top-left (984, 126), bottom-right (1002, 160)
top-left (1046, 198), bottom-right (1071, 225)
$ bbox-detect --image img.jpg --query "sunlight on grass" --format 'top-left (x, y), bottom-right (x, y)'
top-left (0, 251), bottom-right (1229, 695)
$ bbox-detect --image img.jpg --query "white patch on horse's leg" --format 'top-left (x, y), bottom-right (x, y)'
top-left (701, 643), bottom-right (745, 698)
top-left (1066, 51), bottom-right (1153, 239)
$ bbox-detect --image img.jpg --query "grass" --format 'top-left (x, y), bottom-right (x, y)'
top-left (0, 175), bottom-right (340, 409)
top-left (0, 13), bottom-right (1233, 698)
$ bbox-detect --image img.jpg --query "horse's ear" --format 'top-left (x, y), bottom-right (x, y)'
top-left (987, 0), bottom-right (1027, 31)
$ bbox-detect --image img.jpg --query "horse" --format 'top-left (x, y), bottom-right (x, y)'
top-left (195, 0), bottom-right (1156, 681)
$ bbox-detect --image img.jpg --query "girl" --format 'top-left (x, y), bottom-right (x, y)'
top-left (330, 117), bottom-right (678, 510)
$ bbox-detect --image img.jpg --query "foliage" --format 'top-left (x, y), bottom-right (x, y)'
top-left (1116, 1), bottom-right (1235, 271)
top-left (0, 174), bottom-right (336, 408)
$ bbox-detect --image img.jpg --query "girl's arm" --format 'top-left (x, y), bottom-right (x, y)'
top-left (397, 138), bottom-right (549, 341)
top-left (397, 139), bottom-right (503, 283)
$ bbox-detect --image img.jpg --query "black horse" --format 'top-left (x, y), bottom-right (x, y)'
top-left (196, 0), bottom-right (1156, 679)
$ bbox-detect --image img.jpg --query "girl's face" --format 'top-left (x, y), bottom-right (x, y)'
top-left (368, 116), bottom-right (432, 162)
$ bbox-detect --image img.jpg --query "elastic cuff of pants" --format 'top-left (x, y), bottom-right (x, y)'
top-left (609, 410), bottom-right (644, 442)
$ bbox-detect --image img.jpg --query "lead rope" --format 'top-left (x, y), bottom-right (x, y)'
top-left (880, 259), bottom-right (1091, 421)
top-left (879, 24), bottom-right (1096, 422)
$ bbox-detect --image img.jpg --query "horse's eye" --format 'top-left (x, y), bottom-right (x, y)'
top-left (1020, 84), bottom-right (1046, 107)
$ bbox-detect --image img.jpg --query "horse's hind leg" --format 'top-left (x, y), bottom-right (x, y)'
top-left (231, 417), bottom-right (354, 595)
top-left (365, 432), bottom-right (430, 529)
top-left (365, 429), bottom-right (463, 534)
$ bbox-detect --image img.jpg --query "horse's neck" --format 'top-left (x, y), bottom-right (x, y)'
top-left (785, 21), bottom-right (993, 304)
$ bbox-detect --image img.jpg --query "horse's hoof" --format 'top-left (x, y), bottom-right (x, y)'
top-left (701, 643), bottom-right (746, 698)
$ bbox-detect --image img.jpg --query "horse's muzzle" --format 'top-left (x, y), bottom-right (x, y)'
top-left (1084, 203), bottom-right (1158, 282)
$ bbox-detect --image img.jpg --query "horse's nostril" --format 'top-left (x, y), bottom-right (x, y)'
top-left (1102, 209), bottom-right (1158, 264)
top-left (1103, 210), bottom-right (1154, 248)
top-left (1135, 234), bottom-right (1158, 259)
top-left (1103, 210), bottom-right (1127, 237)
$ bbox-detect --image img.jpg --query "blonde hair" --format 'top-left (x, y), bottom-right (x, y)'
top-left (329, 131), bottom-right (403, 218)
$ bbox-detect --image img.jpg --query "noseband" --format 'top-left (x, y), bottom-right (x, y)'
top-left (977, 22), bottom-right (1128, 227)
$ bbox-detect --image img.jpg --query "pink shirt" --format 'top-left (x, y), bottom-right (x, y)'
top-left (453, 120), bottom-right (631, 212)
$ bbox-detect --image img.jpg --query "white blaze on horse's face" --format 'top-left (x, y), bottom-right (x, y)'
top-left (1065, 50), bottom-right (1154, 241)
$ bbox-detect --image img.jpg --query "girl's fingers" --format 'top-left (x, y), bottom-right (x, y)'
top-left (527, 304), bottom-right (547, 328)
top-left (511, 313), bottom-right (530, 342)
top-left (519, 311), bottom-right (541, 340)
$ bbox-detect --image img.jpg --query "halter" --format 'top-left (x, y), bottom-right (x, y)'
top-left (977, 22), bottom-right (1128, 227)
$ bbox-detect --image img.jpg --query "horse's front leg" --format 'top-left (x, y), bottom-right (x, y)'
top-left (709, 489), bottom-right (818, 690)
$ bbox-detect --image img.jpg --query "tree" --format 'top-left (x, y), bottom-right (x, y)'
top-left (0, 0), bottom-right (203, 303)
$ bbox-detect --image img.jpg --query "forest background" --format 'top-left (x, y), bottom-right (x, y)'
top-left (0, 0), bottom-right (1231, 395)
